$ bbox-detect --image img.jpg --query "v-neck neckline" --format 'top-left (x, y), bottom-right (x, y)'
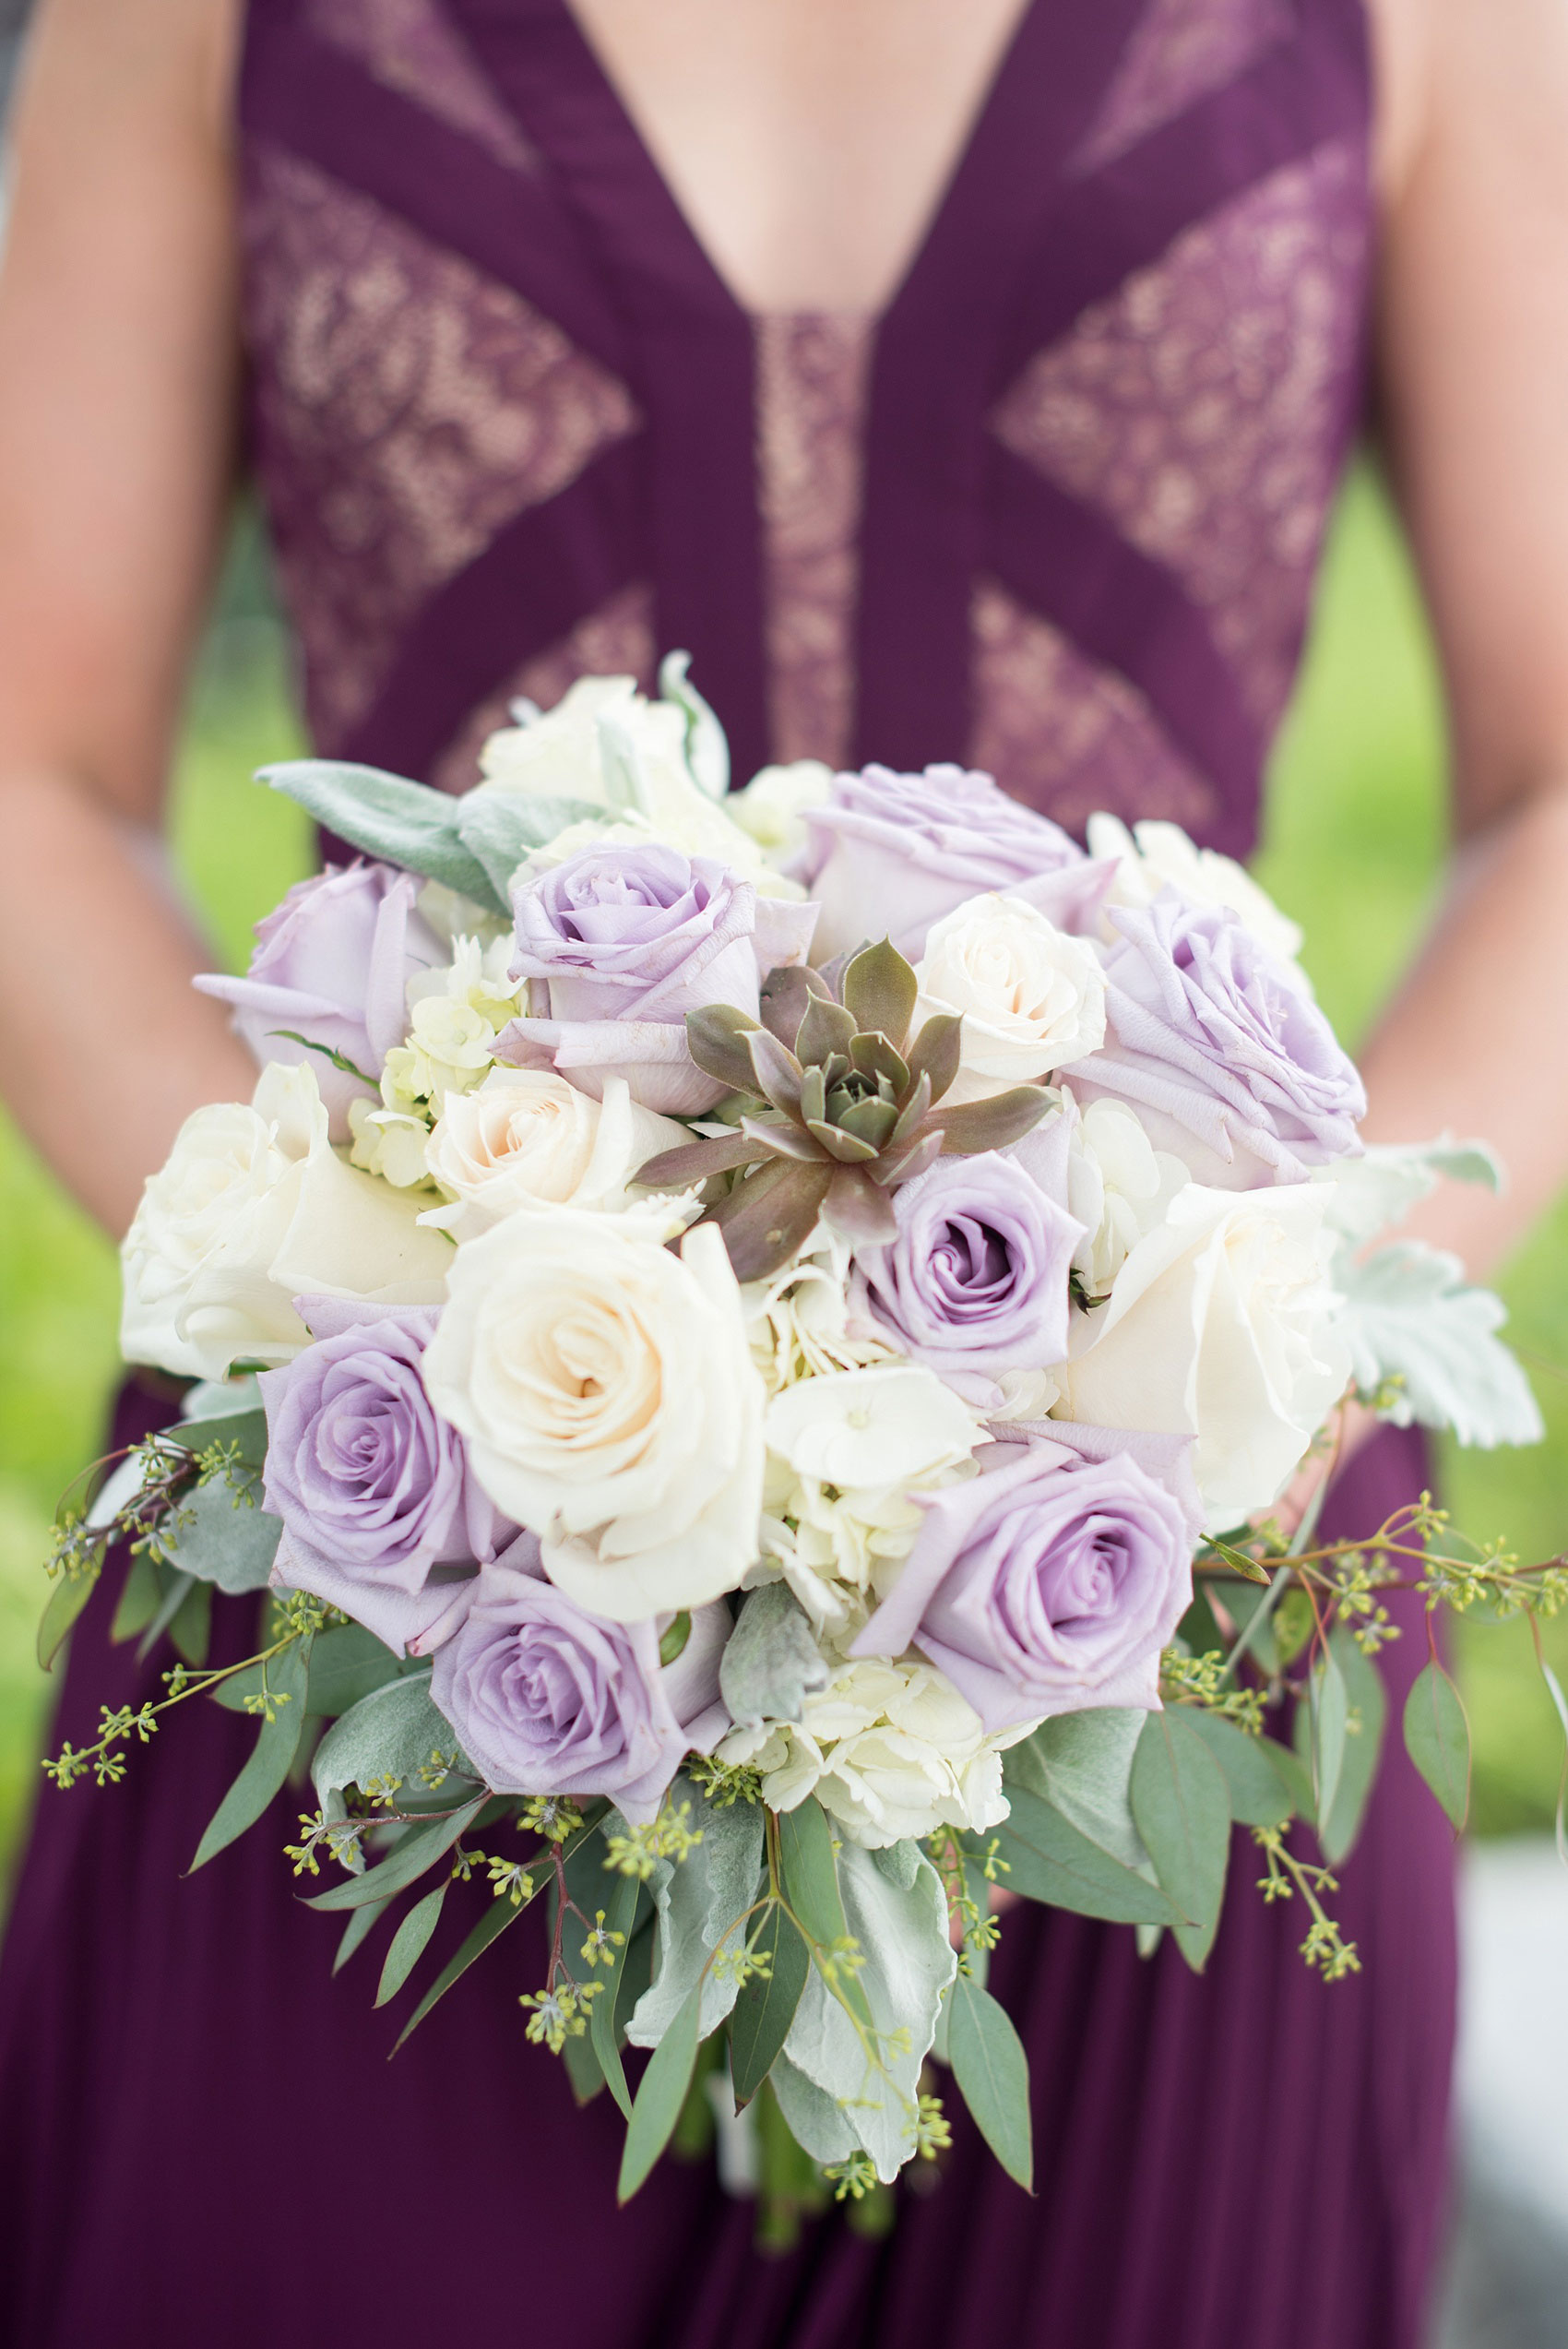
top-left (548, 0), bottom-right (1046, 329)
top-left (451, 0), bottom-right (1049, 334)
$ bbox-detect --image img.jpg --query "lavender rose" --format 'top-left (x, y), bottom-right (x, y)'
top-left (850, 1151), bottom-right (1085, 1406)
top-left (259, 1299), bottom-right (512, 1656)
top-left (1063, 897), bottom-right (1366, 1186)
top-left (430, 1553), bottom-right (731, 1822)
top-left (801, 763), bottom-right (1105, 963)
top-left (851, 1422), bottom-right (1199, 1730)
top-left (196, 862), bottom-right (443, 1140)
top-left (497, 842), bottom-right (815, 1114)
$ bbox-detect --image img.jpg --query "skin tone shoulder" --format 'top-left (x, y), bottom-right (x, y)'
top-left (1, 0), bottom-right (1566, 1291)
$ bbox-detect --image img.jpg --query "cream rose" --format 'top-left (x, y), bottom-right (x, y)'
top-left (1054, 1181), bottom-right (1350, 1528)
top-left (477, 674), bottom-right (772, 884)
top-left (1065, 1093), bottom-right (1187, 1297)
top-left (421, 1070), bottom-right (686, 1240)
top-left (121, 1063), bottom-right (453, 1381)
top-left (421, 1207), bottom-right (765, 1620)
top-left (915, 892), bottom-right (1107, 1092)
top-left (1087, 812), bottom-right (1304, 967)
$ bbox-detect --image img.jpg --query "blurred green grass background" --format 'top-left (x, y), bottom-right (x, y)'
top-left (1, 463), bottom-right (1564, 1887)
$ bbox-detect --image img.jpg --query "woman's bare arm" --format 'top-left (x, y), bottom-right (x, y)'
top-left (0, 0), bottom-right (255, 1236)
top-left (1359, 0), bottom-right (1568, 1278)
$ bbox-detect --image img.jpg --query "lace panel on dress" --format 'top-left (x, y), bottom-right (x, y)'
top-left (754, 314), bottom-right (875, 770)
top-left (303, 0), bottom-right (541, 173)
top-left (1072, 0), bottom-right (1296, 174)
top-left (989, 138), bottom-right (1366, 735)
top-left (242, 142), bottom-right (642, 752)
top-left (429, 584), bottom-right (659, 793)
top-left (970, 579), bottom-right (1220, 835)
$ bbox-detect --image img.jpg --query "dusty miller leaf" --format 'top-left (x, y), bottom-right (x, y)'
top-left (719, 1583), bottom-right (831, 1727)
top-left (1337, 1241), bottom-right (1542, 1448)
top-left (624, 1778), bottom-right (766, 2046)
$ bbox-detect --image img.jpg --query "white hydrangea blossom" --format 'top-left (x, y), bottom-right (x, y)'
top-left (717, 1656), bottom-right (1025, 1849)
top-left (1065, 1092), bottom-right (1188, 1299)
top-left (350, 936), bottom-right (522, 1186)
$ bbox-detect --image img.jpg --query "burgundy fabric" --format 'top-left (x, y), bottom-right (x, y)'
top-left (1, 4), bottom-right (1457, 2343)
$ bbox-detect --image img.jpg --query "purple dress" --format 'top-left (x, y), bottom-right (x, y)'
top-left (0, 2), bottom-right (1456, 2342)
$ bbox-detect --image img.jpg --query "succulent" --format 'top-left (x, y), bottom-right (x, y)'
top-left (637, 938), bottom-right (1053, 1280)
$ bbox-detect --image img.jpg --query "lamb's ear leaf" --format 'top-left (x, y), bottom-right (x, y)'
top-left (456, 789), bottom-right (603, 897)
top-left (260, 760), bottom-right (504, 910)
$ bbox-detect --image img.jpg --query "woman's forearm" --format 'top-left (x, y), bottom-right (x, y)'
top-left (1356, 780), bottom-right (1568, 1281)
top-left (0, 764), bottom-right (256, 1236)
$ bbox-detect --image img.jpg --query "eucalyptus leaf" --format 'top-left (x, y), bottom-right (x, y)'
top-left (160, 1401), bottom-right (269, 1469)
top-left (305, 1623), bottom-right (420, 1718)
top-left (168, 1575), bottom-right (213, 1668)
top-left (588, 1869), bottom-right (644, 2121)
top-left (110, 1551), bottom-right (162, 1645)
top-left (375, 1880), bottom-right (449, 2008)
top-left (262, 760), bottom-right (502, 909)
top-left (1403, 1659), bottom-right (1471, 1830)
top-left (1178, 1710), bottom-right (1294, 1831)
top-left (1129, 1710), bottom-right (1231, 1968)
top-left (946, 1972), bottom-right (1033, 2192)
top-left (1003, 1707), bottom-right (1147, 1868)
top-left (311, 1670), bottom-right (467, 1806)
top-left (1308, 1640), bottom-right (1350, 1831)
top-left (189, 1638), bottom-right (311, 1871)
top-left (729, 1903), bottom-right (811, 2106)
top-left (988, 1783), bottom-right (1182, 1926)
top-left (137, 1565), bottom-right (197, 1663)
top-left (780, 1841), bottom-right (956, 2184)
top-left (1292, 1629), bottom-right (1385, 1864)
top-left (37, 1562), bottom-right (101, 1671)
top-left (625, 1780), bottom-right (766, 2045)
top-left (160, 1473), bottom-right (281, 1594)
top-left (618, 1982), bottom-right (704, 2204)
top-left (308, 1795), bottom-right (486, 1914)
top-left (719, 1583), bottom-right (831, 1728)
top-left (778, 1796), bottom-right (869, 2030)
top-left (333, 1897), bottom-right (391, 1974)
top-left (1336, 1241), bottom-right (1543, 1448)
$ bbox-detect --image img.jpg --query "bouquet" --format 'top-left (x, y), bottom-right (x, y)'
top-left (38, 659), bottom-right (1562, 2224)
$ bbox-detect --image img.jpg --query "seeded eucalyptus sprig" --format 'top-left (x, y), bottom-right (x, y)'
top-left (636, 938), bottom-right (1053, 1280)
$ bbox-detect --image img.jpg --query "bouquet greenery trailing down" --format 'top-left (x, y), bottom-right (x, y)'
top-left (35, 661), bottom-right (1560, 2231)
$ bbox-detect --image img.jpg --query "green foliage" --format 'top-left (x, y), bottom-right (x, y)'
top-left (1130, 1710), bottom-right (1231, 1970)
top-left (374, 1881), bottom-right (448, 2009)
top-left (304, 1795), bottom-right (486, 1913)
top-left (1403, 1659), bottom-right (1472, 1830)
top-left (309, 1671), bottom-right (468, 1808)
top-left (190, 1637), bottom-right (312, 1870)
top-left (618, 1983), bottom-right (704, 2204)
top-left (729, 1902), bottom-right (811, 2105)
top-left (946, 1971), bottom-right (1033, 2192)
top-left (1176, 1710), bottom-right (1294, 1832)
top-left (989, 1783), bottom-right (1181, 1927)
top-left (1296, 1629), bottom-right (1386, 1866)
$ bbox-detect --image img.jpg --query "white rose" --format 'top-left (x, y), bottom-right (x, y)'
top-left (726, 760), bottom-right (833, 866)
top-left (1066, 1092), bottom-right (1187, 1297)
top-left (915, 893), bottom-right (1107, 1093)
top-left (422, 1208), bottom-right (765, 1620)
top-left (121, 1063), bottom-right (453, 1380)
top-left (1055, 1181), bottom-right (1350, 1528)
top-left (1087, 812), bottom-right (1304, 966)
top-left (477, 674), bottom-right (778, 886)
top-left (422, 1070), bottom-right (686, 1241)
